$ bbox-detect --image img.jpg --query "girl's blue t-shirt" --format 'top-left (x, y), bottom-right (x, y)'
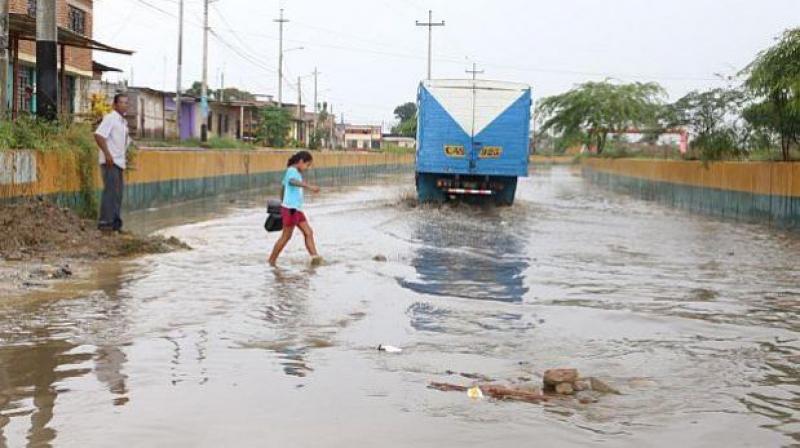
top-left (282, 167), bottom-right (304, 210)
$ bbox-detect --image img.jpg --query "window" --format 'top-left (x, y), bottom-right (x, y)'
top-left (27, 0), bottom-right (36, 17)
top-left (18, 68), bottom-right (34, 113)
top-left (69, 6), bottom-right (87, 35)
top-left (208, 112), bottom-right (213, 132)
top-left (223, 115), bottom-right (229, 134)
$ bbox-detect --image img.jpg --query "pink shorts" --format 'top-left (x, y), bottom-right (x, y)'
top-left (281, 207), bottom-right (307, 227)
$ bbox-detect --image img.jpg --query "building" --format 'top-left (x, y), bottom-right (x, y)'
top-left (381, 135), bottom-right (416, 150)
top-left (126, 87), bottom-right (171, 140)
top-left (207, 100), bottom-right (263, 141)
top-left (126, 87), bottom-right (269, 142)
top-left (341, 124), bottom-right (383, 150)
top-left (121, 84), bottom-right (339, 146)
top-left (5, 0), bottom-right (132, 117)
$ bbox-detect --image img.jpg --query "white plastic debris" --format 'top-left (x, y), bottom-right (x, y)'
top-left (377, 345), bottom-right (403, 353)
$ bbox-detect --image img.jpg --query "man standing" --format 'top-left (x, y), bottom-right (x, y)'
top-left (94, 94), bottom-right (130, 232)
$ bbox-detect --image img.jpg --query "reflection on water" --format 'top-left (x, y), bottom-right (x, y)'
top-left (400, 205), bottom-right (531, 303)
top-left (263, 268), bottom-right (314, 377)
top-left (0, 262), bottom-right (132, 447)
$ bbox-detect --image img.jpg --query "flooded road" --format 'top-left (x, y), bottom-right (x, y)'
top-left (1, 166), bottom-right (799, 447)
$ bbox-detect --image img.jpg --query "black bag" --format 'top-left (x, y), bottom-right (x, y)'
top-left (264, 199), bottom-right (283, 232)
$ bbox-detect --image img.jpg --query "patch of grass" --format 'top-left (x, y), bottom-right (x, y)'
top-left (138, 137), bottom-right (257, 150)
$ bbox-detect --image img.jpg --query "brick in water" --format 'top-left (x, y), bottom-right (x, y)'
top-left (555, 382), bottom-right (574, 395)
top-left (543, 368), bottom-right (579, 389)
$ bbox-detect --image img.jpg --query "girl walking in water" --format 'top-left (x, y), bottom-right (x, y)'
top-left (269, 151), bottom-right (322, 266)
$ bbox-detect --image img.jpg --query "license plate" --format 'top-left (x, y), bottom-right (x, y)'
top-left (479, 146), bottom-right (503, 158)
top-left (444, 145), bottom-right (465, 157)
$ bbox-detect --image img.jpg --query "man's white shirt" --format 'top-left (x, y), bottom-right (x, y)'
top-left (95, 110), bottom-right (130, 169)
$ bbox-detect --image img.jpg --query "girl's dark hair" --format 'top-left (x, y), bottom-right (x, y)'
top-left (287, 151), bottom-right (313, 167)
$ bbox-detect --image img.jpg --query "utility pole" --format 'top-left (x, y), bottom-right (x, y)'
top-left (329, 104), bottom-right (334, 149)
top-left (201, 0), bottom-right (210, 142)
top-left (466, 63), bottom-right (484, 80)
top-left (220, 71), bottom-right (225, 102)
top-left (176, 0), bottom-right (184, 140)
top-left (0, 0), bottom-right (9, 118)
top-left (36, 0), bottom-right (58, 120)
top-left (312, 67), bottom-right (320, 137)
top-left (415, 10), bottom-right (445, 80)
top-left (296, 76), bottom-right (302, 118)
top-left (297, 75), bottom-right (302, 144)
top-left (274, 8), bottom-right (288, 105)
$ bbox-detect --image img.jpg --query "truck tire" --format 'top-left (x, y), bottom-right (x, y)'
top-left (494, 177), bottom-right (518, 206)
top-left (416, 173), bottom-right (446, 204)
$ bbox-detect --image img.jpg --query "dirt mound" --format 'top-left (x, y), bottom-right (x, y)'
top-left (0, 199), bottom-right (190, 261)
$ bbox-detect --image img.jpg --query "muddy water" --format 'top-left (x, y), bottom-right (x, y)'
top-left (0, 167), bottom-right (798, 447)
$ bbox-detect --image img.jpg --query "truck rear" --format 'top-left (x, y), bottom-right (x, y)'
top-left (416, 79), bottom-right (532, 205)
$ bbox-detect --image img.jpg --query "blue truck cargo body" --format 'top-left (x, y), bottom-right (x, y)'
top-left (416, 79), bottom-right (532, 205)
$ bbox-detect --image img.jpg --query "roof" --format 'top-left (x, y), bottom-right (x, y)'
top-left (93, 61), bottom-right (122, 73)
top-left (10, 13), bottom-right (134, 55)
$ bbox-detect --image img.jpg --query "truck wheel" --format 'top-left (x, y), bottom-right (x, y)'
top-left (494, 177), bottom-right (518, 206)
top-left (416, 173), bottom-right (446, 204)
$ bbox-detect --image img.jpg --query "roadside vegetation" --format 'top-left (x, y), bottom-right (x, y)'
top-left (140, 137), bottom-right (256, 150)
top-left (0, 117), bottom-right (109, 218)
top-left (536, 28), bottom-right (800, 162)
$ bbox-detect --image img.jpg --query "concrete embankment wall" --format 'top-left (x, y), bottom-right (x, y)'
top-left (583, 159), bottom-right (800, 229)
top-left (0, 150), bottom-right (414, 211)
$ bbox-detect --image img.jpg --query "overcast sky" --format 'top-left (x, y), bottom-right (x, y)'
top-left (93, 0), bottom-right (798, 127)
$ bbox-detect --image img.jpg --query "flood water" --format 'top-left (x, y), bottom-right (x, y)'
top-left (1, 166), bottom-right (799, 447)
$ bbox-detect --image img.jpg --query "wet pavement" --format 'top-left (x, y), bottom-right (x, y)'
top-left (0, 166), bottom-right (798, 447)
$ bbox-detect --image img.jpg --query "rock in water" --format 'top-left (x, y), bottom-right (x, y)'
top-left (555, 382), bottom-right (574, 395)
top-left (543, 368), bottom-right (579, 390)
top-left (574, 380), bottom-right (589, 392)
top-left (576, 392), bottom-right (597, 404)
top-left (590, 377), bottom-right (621, 395)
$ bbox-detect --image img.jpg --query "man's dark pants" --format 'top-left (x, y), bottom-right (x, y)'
top-left (99, 165), bottom-right (124, 231)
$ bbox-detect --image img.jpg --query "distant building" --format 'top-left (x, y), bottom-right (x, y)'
top-left (381, 135), bottom-right (416, 150)
top-left (341, 124), bottom-right (383, 150)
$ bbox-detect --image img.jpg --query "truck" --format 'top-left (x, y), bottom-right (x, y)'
top-left (415, 79), bottom-right (532, 206)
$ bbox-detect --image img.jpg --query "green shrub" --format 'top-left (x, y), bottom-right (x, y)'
top-left (0, 118), bottom-right (100, 218)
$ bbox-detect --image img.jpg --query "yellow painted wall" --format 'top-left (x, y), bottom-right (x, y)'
top-left (584, 159), bottom-right (800, 198)
top-left (0, 150), bottom-right (415, 199)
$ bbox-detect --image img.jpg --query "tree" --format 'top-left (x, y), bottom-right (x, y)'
top-left (183, 82), bottom-right (255, 102)
top-left (742, 28), bottom-right (800, 161)
top-left (667, 88), bottom-right (750, 160)
top-left (184, 81), bottom-right (214, 99)
top-left (392, 102), bottom-right (417, 138)
top-left (538, 81), bottom-right (666, 154)
top-left (394, 102), bottom-right (417, 122)
top-left (669, 88), bottom-right (747, 136)
top-left (217, 87), bottom-right (255, 102)
top-left (257, 106), bottom-right (292, 148)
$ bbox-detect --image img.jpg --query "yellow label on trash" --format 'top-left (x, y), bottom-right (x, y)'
top-left (467, 386), bottom-right (484, 399)
top-left (479, 146), bottom-right (503, 158)
top-left (444, 145), bottom-right (465, 157)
